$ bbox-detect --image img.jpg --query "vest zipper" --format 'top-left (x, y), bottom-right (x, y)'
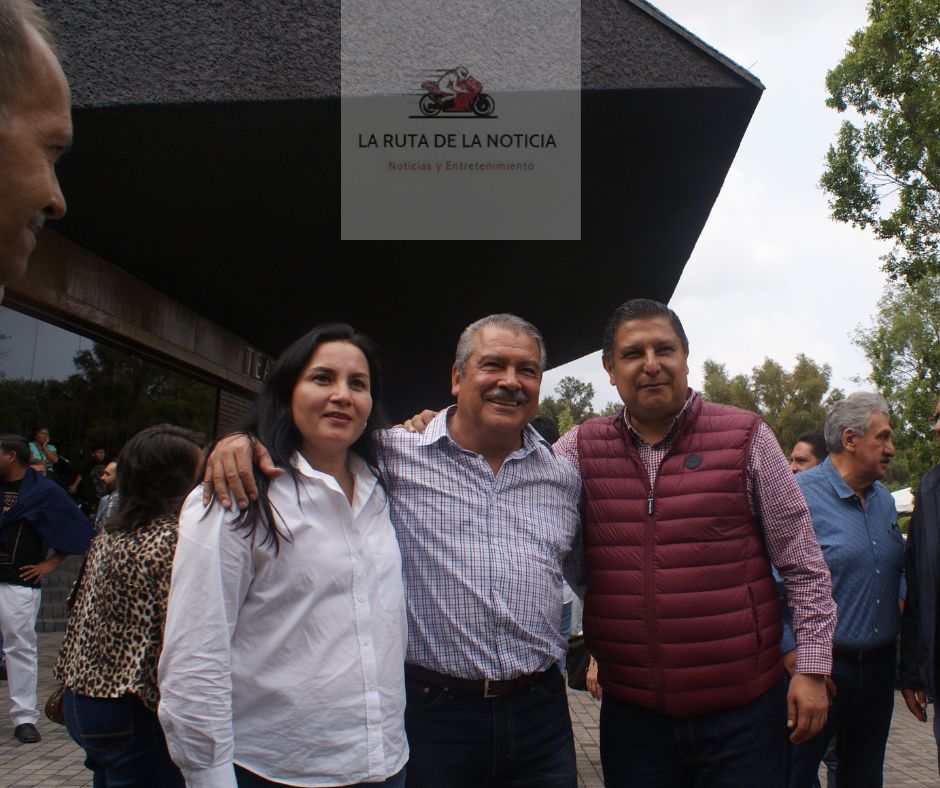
top-left (636, 456), bottom-right (664, 712)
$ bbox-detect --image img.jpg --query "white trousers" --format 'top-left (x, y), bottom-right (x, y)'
top-left (0, 583), bottom-right (41, 726)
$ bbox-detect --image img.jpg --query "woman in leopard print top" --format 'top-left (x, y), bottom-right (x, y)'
top-left (53, 424), bottom-right (203, 787)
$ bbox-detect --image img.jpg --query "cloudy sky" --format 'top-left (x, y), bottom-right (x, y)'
top-left (544, 0), bottom-right (891, 411)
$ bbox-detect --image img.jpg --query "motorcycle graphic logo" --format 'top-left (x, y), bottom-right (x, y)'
top-left (417, 66), bottom-right (496, 118)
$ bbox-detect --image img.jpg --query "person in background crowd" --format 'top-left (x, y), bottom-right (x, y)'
top-left (790, 429), bottom-right (829, 474)
top-left (0, 434), bottom-right (93, 744)
top-left (0, 461), bottom-right (45, 686)
top-left (95, 460), bottom-right (119, 529)
top-left (68, 445), bottom-right (107, 515)
top-left (28, 425), bottom-right (57, 476)
top-left (899, 395), bottom-right (940, 776)
top-left (160, 324), bottom-right (408, 787)
top-left (786, 428), bottom-right (836, 788)
top-left (789, 393), bottom-right (905, 788)
top-left (55, 424), bottom-right (203, 785)
top-left (0, 0), bottom-right (72, 304)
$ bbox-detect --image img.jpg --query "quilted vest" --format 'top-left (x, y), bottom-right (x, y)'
top-left (577, 398), bottom-right (782, 717)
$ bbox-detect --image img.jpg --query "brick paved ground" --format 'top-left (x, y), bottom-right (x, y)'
top-left (0, 633), bottom-right (937, 786)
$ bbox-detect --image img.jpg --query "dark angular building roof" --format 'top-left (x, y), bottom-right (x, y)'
top-left (36, 0), bottom-right (762, 416)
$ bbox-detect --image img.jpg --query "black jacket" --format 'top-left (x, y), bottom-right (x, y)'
top-left (900, 463), bottom-right (940, 699)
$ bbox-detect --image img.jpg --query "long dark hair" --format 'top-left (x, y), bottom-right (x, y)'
top-left (107, 424), bottom-right (205, 532)
top-left (227, 323), bottom-right (388, 551)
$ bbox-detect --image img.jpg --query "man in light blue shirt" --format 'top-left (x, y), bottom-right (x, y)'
top-left (789, 392), bottom-right (905, 788)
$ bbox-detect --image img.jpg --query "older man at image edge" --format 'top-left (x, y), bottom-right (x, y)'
top-left (0, 0), bottom-right (72, 304)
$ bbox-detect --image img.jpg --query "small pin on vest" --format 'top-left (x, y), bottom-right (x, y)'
top-left (684, 454), bottom-right (702, 470)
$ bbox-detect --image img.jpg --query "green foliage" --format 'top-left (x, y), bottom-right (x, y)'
top-left (854, 275), bottom-right (940, 488)
top-left (0, 342), bottom-right (216, 461)
top-left (702, 355), bottom-right (844, 452)
top-left (821, 0), bottom-right (940, 282)
top-left (536, 396), bottom-right (564, 426)
top-left (701, 360), bottom-right (758, 413)
top-left (536, 376), bottom-right (607, 435)
top-left (557, 406), bottom-right (575, 436)
top-left (598, 401), bottom-right (623, 417)
top-left (554, 376), bottom-right (595, 424)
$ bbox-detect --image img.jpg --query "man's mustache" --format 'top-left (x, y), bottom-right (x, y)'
top-left (484, 387), bottom-right (529, 405)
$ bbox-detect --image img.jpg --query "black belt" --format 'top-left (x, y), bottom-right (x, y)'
top-left (405, 663), bottom-right (543, 698)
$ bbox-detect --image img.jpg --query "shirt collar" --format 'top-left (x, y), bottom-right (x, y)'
top-left (419, 406), bottom-right (456, 446)
top-left (422, 405), bottom-right (547, 459)
top-left (622, 388), bottom-right (697, 447)
top-left (820, 455), bottom-right (874, 502)
top-left (291, 451), bottom-right (378, 501)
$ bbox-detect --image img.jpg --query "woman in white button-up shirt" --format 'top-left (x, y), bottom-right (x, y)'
top-left (159, 324), bottom-right (408, 788)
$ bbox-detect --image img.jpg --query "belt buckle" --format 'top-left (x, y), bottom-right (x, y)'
top-left (483, 677), bottom-right (499, 698)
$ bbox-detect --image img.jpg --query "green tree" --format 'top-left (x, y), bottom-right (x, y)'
top-left (555, 376), bottom-right (595, 424)
top-left (702, 356), bottom-right (843, 452)
top-left (701, 360), bottom-right (759, 414)
top-left (0, 342), bottom-right (216, 462)
top-left (537, 376), bottom-right (599, 432)
top-left (557, 406), bottom-right (576, 436)
top-left (821, 0), bottom-right (940, 283)
top-left (536, 396), bottom-right (564, 426)
top-left (854, 275), bottom-right (940, 488)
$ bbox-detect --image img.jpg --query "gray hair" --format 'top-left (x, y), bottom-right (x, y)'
top-left (454, 314), bottom-right (547, 378)
top-left (0, 0), bottom-right (57, 111)
top-left (824, 392), bottom-right (889, 453)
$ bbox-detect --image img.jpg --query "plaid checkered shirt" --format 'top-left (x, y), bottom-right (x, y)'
top-left (380, 407), bottom-right (583, 680)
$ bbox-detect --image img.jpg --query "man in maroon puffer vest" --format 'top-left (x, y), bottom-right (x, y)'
top-left (554, 298), bottom-right (836, 788)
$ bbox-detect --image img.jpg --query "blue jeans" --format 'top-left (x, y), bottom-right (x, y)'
top-left (600, 680), bottom-right (788, 787)
top-left (404, 665), bottom-right (576, 788)
top-left (64, 689), bottom-right (184, 788)
top-left (235, 764), bottom-right (406, 787)
top-left (789, 645), bottom-right (895, 788)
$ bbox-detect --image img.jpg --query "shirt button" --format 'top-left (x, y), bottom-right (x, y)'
top-left (358, 596), bottom-right (366, 603)
top-left (872, 541), bottom-right (877, 545)
top-left (362, 639), bottom-right (370, 646)
top-left (874, 627), bottom-right (879, 633)
top-left (876, 599), bottom-right (880, 604)
top-left (876, 569), bottom-right (880, 574)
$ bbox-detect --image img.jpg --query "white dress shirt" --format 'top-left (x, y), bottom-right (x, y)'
top-left (158, 453), bottom-right (408, 788)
